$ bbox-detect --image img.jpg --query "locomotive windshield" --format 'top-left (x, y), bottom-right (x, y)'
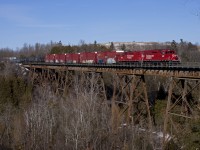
top-left (162, 50), bottom-right (175, 54)
top-left (166, 51), bottom-right (174, 54)
top-left (161, 51), bottom-right (165, 55)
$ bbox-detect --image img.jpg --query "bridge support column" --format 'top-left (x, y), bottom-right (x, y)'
top-left (29, 68), bottom-right (35, 84)
top-left (163, 77), bottom-right (173, 148)
top-left (163, 77), bottom-right (200, 148)
top-left (63, 70), bottom-right (74, 96)
top-left (111, 74), bottom-right (152, 132)
top-left (141, 75), bottom-right (153, 132)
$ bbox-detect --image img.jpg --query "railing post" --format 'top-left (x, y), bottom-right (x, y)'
top-left (163, 76), bottom-right (173, 149)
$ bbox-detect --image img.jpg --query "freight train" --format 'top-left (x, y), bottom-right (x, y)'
top-left (45, 49), bottom-right (180, 65)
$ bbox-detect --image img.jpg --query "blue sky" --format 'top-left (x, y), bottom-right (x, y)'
top-left (0, 0), bottom-right (200, 50)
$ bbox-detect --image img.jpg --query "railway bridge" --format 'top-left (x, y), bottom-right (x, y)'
top-left (22, 62), bottom-right (200, 147)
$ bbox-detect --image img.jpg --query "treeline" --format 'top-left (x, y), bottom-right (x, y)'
top-left (0, 39), bottom-right (200, 62)
top-left (50, 40), bottom-right (110, 54)
top-left (0, 41), bottom-right (57, 60)
top-left (170, 39), bottom-right (200, 62)
top-left (0, 40), bottom-right (110, 62)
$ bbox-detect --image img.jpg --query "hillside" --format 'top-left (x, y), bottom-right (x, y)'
top-left (101, 41), bottom-right (171, 50)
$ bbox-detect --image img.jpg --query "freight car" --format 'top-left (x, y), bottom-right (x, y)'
top-left (80, 52), bottom-right (97, 63)
top-left (97, 50), bottom-right (124, 64)
top-left (45, 49), bottom-right (180, 65)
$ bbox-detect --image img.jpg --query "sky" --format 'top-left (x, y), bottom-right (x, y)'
top-left (0, 0), bottom-right (200, 50)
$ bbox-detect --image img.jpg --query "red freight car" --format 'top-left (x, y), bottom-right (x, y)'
top-left (97, 51), bottom-right (124, 64)
top-left (65, 53), bottom-right (80, 63)
top-left (65, 53), bottom-right (73, 63)
top-left (59, 54), bottom-right (66, 63)
top-left (46, 54), bottom-right (55, 63)
top-left (54, 54), bottom-right (60, 63)
top-left (80, 52), bottom-right (97, 63)
top-left (72, 53), bottom-right (80, 63)
top-left (45, 54), bottom-right (50, 63)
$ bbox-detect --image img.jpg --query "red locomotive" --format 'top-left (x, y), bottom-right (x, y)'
top-left (118, 49), bottom-right (179, 63)
top-left (45, 49), bottom-right (180, 64)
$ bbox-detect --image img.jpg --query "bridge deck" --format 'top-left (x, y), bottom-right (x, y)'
top-left (22, 62), bottom-right (200, 79)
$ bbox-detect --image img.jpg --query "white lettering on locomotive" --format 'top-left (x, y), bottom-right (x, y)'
top-left (127, 55), bottom-right (133, 59)
top-left (146, 55), bottom-right (154, 59)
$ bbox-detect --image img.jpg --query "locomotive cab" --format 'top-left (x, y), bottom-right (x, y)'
top-left (161, 50), bottom-right (180, 63)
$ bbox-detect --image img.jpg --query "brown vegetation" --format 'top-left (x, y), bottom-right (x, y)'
top-left (0, 68), bottom-right (156, 149)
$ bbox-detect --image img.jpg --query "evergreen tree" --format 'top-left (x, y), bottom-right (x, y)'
top-left (58, 40), bottom-right (62, 46)
top-left (171, 40), bottom-right (177, 51)
top-left (94, 40), bottom-right (97, 46)
top-left (121, 44), bottom-right (126, 51)
top-left (110, 42), bottom-right (115, 50)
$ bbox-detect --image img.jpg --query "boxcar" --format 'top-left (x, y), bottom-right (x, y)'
top-left (59, 54), bottom-right (66, 63)
top-left (45, 54), bottom-right (51, 63)
top-left (54, 54), bottom-right (60, 63)
top-left (80, 52), bottom-right (97, 63)
top-left (65, 53), bottom-right (80, 63)
top-left (47, 54), bottom-right (55, 63)
top-left (97, 51), bottom-right (124, 64)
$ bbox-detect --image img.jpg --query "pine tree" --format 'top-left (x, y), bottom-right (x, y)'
top-left (110, 42), bottom-right (115, 50)
top-left (121, 44), bottom-right (126, 51)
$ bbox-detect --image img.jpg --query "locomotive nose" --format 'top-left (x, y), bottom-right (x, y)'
top-left (174, 55), bottom-right (178, 60)
top-left (172, 54), bottom-right (178, 60)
